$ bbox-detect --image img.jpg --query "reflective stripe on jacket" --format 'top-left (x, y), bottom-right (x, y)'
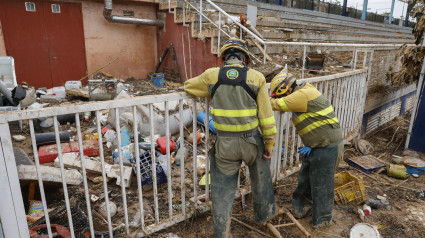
top-left (270, 82), bottom-right (342, 148)
top-left (184, 61), bottom-right (277, 151)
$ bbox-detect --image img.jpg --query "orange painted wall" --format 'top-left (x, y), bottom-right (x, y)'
top-left (82, 1), bottom-right (157, 80)
top-left (0, 0), bottom-right (158, 82)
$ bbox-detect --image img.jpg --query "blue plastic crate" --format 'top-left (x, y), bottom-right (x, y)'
top-left (133, 150), bottom-right (167, 186)
top-left (347, 155), bottom-right (386, 174)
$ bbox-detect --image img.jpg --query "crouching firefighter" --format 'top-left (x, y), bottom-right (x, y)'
top-left (184, 38), bottom-right (278, 238)
top-left (269, 73), bottom-right (343, 229)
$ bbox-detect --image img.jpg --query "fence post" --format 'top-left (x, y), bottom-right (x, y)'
top-left (0, 123), bottom-right (29, 238)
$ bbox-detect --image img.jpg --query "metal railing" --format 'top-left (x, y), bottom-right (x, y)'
top-left (269, 69), bottom-right (368, 181)
top-left (176, 0), bottom-right (410, 77)
top-left (0, 68), bottom-right (368, 237)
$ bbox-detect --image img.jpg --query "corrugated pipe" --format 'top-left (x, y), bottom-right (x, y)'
top-left (103, 0), bottom-right (164, 27)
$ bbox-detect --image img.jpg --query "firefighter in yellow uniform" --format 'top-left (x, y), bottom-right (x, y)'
top-left (184, 38), bottom-right (277, 238)
top-left (269, 73), bottom-right (343, 229)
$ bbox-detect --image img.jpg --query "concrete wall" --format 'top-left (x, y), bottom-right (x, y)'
top-left (0, 0), bottom-right (158, 82)
top-left (82, 1), bottom-right (158, 80)
top-left (157, 13), bottom-right (221, 82)
top-left (369, 49), bottom-right (402, 88)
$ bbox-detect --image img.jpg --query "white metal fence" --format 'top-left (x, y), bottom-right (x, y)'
top-left (269, 69), bottom-right (368, 181)
top-left (0, 69), bottom-right (367, 237)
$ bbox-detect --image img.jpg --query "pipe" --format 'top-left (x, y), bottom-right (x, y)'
top-left (389, 0), bottom-right (395, 24)
top-left (103, 0), bottom-right (164, 27)
top-left (361, 0), bottom-right (368, 20)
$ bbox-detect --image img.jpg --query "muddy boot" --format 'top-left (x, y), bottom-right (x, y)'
top-left (210, 146), bottom-right (239, 238)
top-left (249, 135), bottom-right (276, 224)
top-left (291, 155), bottom-right (312, 219)
top-left (309, 146), bottom-right (338, 228)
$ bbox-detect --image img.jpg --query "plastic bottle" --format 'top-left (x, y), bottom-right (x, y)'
top-left (363, 204), bottom-right (371, 215)
top-left (174, 146), bottom-right (187, 166)
top-left (357, 208), bottom-right (367, 222)
top-left (52, 86), bottom-right (66, 99)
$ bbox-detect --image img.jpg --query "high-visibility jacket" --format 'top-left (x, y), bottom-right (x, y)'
top-left (184, 62), bottom-right (277, 151)
top-left (270, 82), bottom-right (342, 148)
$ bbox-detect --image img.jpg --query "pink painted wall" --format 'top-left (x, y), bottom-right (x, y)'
top-left (158, 12), bottom-right (220, 82)
top-left (82, 1), bottom-right (158, 80)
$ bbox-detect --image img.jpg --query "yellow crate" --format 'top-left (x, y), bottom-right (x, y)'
top-left (334, 171), bottom-right (368, 205)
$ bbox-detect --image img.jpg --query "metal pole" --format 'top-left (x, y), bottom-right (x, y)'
top-left (404, 4), bottom-right (409, 27)
top-left (218, 12), bottom-right (221, 55)
top-left (389, 0), bottom-right (395, 25)
top-left (361, 0), bottom-right (368, 20)
top-left (200, 0), bottom-right (202, 33)
top-left (263, 44), bottom-right (267, 64)
top-left (406, 40), bottom-right (425, 148)
top-left (302, 45), bottom-right (307, 79)
top-left (342, 0), bottom-right (347, 16)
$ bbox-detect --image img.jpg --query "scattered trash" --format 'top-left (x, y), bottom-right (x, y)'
top-left (403, 157), bottom-right (425, 175)
top-left (17, 164), bottom-right (83, 185)
top-left (197, 155), bottom-right (207, 176)
top-left (334, 171), bottom-right (368, 205)
top-left (120, 128), bottom-right (131, 147)
top-left (38, 140), bottom-right (99, 163)
top-left (40, 94), bottom-right (61, 103)
top-left (156, 136), bottom-right (176, 154)
top-left (64, 81), bottom-right (82, 90)
top-left (151, 73), bottom-right (164, 87)
top-left (134, 151), bottom-right (167, 186)
top-left (199, 173), bottom-right (211, 186)
top-left (357, 208), bottom-right (367, 222)
top-left (363, 204), bottom-right (371, 215)
top-left (188, 132), bottom-right (202, 145)
top-left (52, 86), bottom-right (66, 99)
top-left (354, 139), bottom-right (374, 155)
top-left (412, 173), bottom-right (419, 178)
top-left (35, 131), bottom-right (70, 146)
top-left (29, 224), bottom-right (71, 238)
top-left (28, 200), bottom-right (43, 216)
top-left (20, 87), bottom-right (36, 107)
top-left (387, 164), bottom-right (407, 179)
top-left (347, 155), bottom-right (386, 173)
top-left (104, 129), bottom-right (117, 142)
top-left (91, 194), bottom-right (99, 202)
top-left (84, 133), bottom-right (98, 140)
top-left (12, 135), bottom-right (26, 142)
top-left (88, 78), bottom-right (117, 101)
top-left (99, 201), bottom-right (117, 218)
top-left (14, 148), bottom-right (34, 166)
top-left (113, 144), bottom-right (136, 165)
top-left (27, 102), bottom-right (43, 110)
top-left (197, 111), bottom-right (217, 134)
top-left (174, 146), bottom-right (187, 166)
top-left (350, 223), bottom-right (380, 238)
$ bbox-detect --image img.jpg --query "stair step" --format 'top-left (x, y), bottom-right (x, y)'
top-left (159, 1), bottom-right (177, 11)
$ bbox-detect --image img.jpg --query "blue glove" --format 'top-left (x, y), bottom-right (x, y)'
top-left (298, 146), bottom-right (312, 157)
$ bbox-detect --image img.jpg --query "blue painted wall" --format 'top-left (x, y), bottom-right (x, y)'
top-left (409, 77), bottom-right (425, 152)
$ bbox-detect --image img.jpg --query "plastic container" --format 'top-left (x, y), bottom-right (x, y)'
top-left (88, 79), bottom-right (117, 101)
top-left (64, 81), bottom-right (82, 90)
top-left (363, 204), bottom-right (371, 215)
top-left (0, 56), bottom-right (18, 90)
top-left (52, 86), bottom-right (66, 99)
top-left (151, 73), bottom-right (164, 87)
top-left (156, 136), bottom-right (176, 154)
top-left (197, 112), bottom-right (217, 134)
top-left (347, 155), bottom-right (386, 174)
top-left (133, 150), bottom-right (167, 186)
top-left (334, 171), bottom-right (368, 205)
top-left (387, 164), bottom-right (407, 179)
top-left (350, 223), bottom-right (380, 238)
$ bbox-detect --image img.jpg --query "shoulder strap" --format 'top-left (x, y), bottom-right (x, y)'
top-left (211, 66), bottom-right (257, 101)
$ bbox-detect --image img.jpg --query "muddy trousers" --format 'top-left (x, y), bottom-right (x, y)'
top-left (209, 135), bottom-right (276, 238)
top-left (292, 145), bottom-right (338, 227)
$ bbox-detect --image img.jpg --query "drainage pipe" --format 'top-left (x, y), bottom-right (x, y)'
top-left (103, 0), bottom-right (164, 27)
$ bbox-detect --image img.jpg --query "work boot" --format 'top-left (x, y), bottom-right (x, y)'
top-left (210, 145), bottom-right (239, 238)
top-left (313, 219), bottom-right (333, 229)
top-left (291, 206), bottom-right (311, 219)
top-left (250, 135), bottom-right (276, 224)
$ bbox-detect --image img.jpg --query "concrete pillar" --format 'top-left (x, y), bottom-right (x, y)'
top-left (361, 0), bottom-right (368, 20)
top-left (389, 0), bottom-right (395, 24)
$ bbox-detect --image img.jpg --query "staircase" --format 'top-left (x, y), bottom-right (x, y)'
top-left (159, 0), bottom-right (414, 57)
